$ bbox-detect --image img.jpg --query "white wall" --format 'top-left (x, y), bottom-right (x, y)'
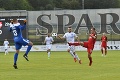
top-left (0, 41), bottom-right (120, 52)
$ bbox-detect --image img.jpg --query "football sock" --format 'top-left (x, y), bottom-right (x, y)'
top-left (101, 49), bottom-right (103, 54)
top-left (14, 53), bottom-right (18, 65)
top-left (105, 50), bottom-right (107, 55)
top-left (75, 53), bottom-right (80, 60)
top-left (69, 42), bottom-right (80, 46)
top-left (25, 45), bottom-right (32, 55)
top-left (6, 50), bottom-right (8, 54)
top-left (70, 51), bottom-right (75, 58)
top-left (48, 52), bottom-right (50, 58)
top-left (5, 49), bottom-right (7, 55)
top-left (89, 57), bottom-right (92, 62)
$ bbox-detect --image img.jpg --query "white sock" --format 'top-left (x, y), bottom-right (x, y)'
top-left (75, 53), bottom-right (80, 60)
top-left (70, 51), bottom-right (75, 58)
top-left (5, 51), bottom-right (6, 55)
top-left (48, 52), bottom-right (50, 58)
top-left (6, 50), bottom-right (8, 54)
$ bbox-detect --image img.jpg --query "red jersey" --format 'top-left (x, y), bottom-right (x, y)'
top-left (101, 36), bottom-right (107, 46)
top-left (88, 33), bottom-right (97, 47)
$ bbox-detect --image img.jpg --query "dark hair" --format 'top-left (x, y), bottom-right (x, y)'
top-left (68, 26), bottom-right (72, 28)
top-left (13, 18), bottom-right (17, 22)
top-left (91, 27), bottom-right (95, 30)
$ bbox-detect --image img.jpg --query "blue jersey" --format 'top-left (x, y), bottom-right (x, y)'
top-left (9, 23), bottom-right (29, 50)
top-left (9, 23), bottom-right (25, 39)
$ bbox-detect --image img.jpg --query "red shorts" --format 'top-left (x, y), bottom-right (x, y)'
top-left (83, 42), bottom-right (94, 54)
top-left (101, 44), bottom-right (107, 49)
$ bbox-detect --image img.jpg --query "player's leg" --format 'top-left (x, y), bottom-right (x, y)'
top-left (87, 48), bottom-right (93, 66)
top-left (46, 45), bottom-right (51, 59)
top-left (48, 45), bottom-right (52, 59)
top-left (105, 46), bottom-right (107, 56)
top-left (74, 52), bottom-right (82, 64)
top-left (101, 46), bottom-right (104, 56)
top-left (68, 42), bottom-right (84, 46)
top-left (13, 43), bottom-right (22, 69)
top-left (13, 50), bottom-right (19, 69)
top-left (4, 49), bottom-right (7, 55)
top-left (67, 47), bottom-right (76, 62)
top-left (72, 46), bottom-right (82, 64)
top-left (82, 42), bottom-right (92, 65)
top-left (22, 39), bottom-right (33, 61)
top-left (25, 41), bottom-right (33, 55)
top-left (47, 49), bottom-right (51, 59)
top-left (6, 47), bottom-right (9, 54)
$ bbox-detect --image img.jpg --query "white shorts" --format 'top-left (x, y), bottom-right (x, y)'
top-left (67, 44), bottom-right (75, 52)
top-left (46, 44), bottom-right (52, 50)
top-left (4, 46), bottom-right (8, 50)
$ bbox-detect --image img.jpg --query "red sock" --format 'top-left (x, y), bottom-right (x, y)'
top-left (69, 42), bottom-right (80, 46)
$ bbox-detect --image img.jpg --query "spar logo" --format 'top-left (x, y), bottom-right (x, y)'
top-left (0, 22), bottom-right (2, 34)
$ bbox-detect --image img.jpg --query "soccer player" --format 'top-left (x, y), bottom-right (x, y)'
top-left (68, 27), bottom-right (97, 66)
top-left (9, 18), bottom-right (33, 69)
top-left (57, 26), bottom-right (82, 64)
top-left (44, 33), bottom-right (54, 59)
top-left (101, 32), bottom-right (107, 56)
top-left (3, 39), bottom-right (10, 55)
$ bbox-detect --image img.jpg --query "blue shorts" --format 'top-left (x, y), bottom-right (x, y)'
top-left (14, 37), bottom-right (30, 50)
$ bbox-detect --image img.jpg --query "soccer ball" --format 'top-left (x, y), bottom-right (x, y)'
top-left (52, 33), bottom-right (57, 37)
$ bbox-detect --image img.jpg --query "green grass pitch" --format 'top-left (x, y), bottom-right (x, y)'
top-left (0, 50), bottom-right (120, 80)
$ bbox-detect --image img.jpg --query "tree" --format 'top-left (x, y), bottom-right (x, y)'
top-left (28, 0), bottom-right (53, 10)
top-left (0, 0), bottom-right (33, 10)
top-left (83, 0), bottom-right (120, 9)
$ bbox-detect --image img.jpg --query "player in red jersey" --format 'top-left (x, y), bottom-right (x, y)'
top-left (100, 32), bottom-right (107, 57)
top-left (68, 27), bottom-right (97, 66)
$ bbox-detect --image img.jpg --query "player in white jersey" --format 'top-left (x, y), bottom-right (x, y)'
top-left (3, 39), bottom-right (10, 55)
top-left (57, 26), bottom-right (82, 64)
top-left (44, 33), bottom-right (54, 59)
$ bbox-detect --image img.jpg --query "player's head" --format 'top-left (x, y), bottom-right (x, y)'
top-left (47, 33), bottom-right (51, 37)
top-left (13, 18), bottom-right (18, 23)
top-left (102, 32), bottom-right (106, 36)
top-left (68, 26), bottom-right (72, 33)
top-left (5, 39), bottom-right (7, 41)
top-left (90, 27), bottom-right (96, 34)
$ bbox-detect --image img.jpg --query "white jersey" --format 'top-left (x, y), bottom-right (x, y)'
top-left (63, 32), bottom-right (78, 43)
top-left (4, 41), bottom-right (9, 47)
top-left (45, 36), bottom-right (54, 45)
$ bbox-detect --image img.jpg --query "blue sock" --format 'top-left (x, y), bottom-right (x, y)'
top-left (14, 53), bottom-right (18, 65)
top-left (25, 45), bottom-right (32, 55)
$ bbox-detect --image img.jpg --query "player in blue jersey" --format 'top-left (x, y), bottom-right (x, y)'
top-left (9, 18), bottom-right (33, 69)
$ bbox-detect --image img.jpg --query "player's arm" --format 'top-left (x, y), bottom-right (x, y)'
top-left (20, 20), bottom-right (27, 30)
top-left (75, 33), bottom-right (80, 42)
top-left (92, 35), bottom-right (97, 39)
top-left (9, 23), bottom-right (13, 32)
top-left (50, 37), bottom-right (54, 44)
top-left (44, 38), bottom-right (46, 44)
top-left (57, 35), bottom-right (65, 40)
top-left (90, 33), bottom-right (97, 39)
top-left (43, 40), bottom-right (46, 45)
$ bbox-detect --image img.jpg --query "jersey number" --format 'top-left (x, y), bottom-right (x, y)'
top-left (13, 30), bottom-right (17, 36)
